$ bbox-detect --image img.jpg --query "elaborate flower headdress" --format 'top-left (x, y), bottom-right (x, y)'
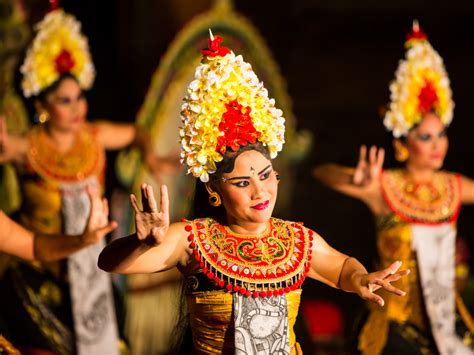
top-left (180, 30), bottom-right (285, 182)
top-left (20, 6), bottom-right (95, 97)
top-left (383, 21), bottom-right (454, 137)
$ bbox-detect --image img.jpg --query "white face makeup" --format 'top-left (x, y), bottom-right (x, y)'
top-left (43, 77), bottom-right (88, 133)
top-left (217, 150), bottom-right (278, 231)
top-left (405, 113), bottom-right (448, 171)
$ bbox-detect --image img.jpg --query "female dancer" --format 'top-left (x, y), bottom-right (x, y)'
top-left (0, 184), bottom-right (114, 354)
top-left (314, 23), bottom-right (474, 354)
top-left (99, 32), bottom-right (409, 354)
top-left (0, 6), bottom-right (172, 354)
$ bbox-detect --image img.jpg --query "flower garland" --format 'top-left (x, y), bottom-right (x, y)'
top-left (383, 22), bottom-right (454, 137)
top-left (21, 8), bottom-right (95, 97)
top-left (180, 32), bottom-right (285, 182)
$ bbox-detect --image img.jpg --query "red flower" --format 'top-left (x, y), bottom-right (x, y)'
top-left (418, 80), bottom-right (438, 113)
top-left (405, 23), bottom-right (428, 48)
top-left (216, 100), bottom-right (261, 155)
top-left (201, 35), bottom-right (230, 58)
top-left (49, 0), bottom-right (59, 12)
top-left (406, 25), bottom-right (428, 43)
top-left (55, 49), bottom-right (75, 74)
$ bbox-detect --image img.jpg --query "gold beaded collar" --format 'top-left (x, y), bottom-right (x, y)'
top-left (27, 124), bottom-right (104, 183)
top-left (381, 169), bottom-right (461, 224)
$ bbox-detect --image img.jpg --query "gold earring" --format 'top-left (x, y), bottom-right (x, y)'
top-left (395, 144), bottom-right (409, 162)
top-left (37, 111), bottom-right (50, 123)
top-left (208, 191), bottom-right (222, 207)
top-left (205, 183), bottom-right (222, 207)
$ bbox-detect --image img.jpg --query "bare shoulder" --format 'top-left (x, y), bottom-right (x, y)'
top-left (89, 121), bottom-right (135, 150)
top-left (300, 226), bottom-right (326, 245)
top-left (458, 173), bottom-right (472, 184)
top-left (170, 220), bottom-right (198, 268)
top-left (168, 221), bottom-right (190, 238)
top-left (88, 120), bottom-right (109, 137)
top-left (457, 173), bottom-right (474, 204)
top-left (168, 221), bottom-right (195, 251)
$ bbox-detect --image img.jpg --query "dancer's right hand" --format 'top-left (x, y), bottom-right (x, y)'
top-left (130, 183), bottom-right (170, 247)
top-left (352, 145), bottom-right (385, 187)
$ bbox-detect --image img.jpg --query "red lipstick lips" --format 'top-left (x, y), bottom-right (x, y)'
top-left (252, 200), bottom-right (270, 210)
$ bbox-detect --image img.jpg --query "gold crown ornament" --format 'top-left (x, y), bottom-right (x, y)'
top-left (180, 30), bottom-right (286, 182)
top-left (383, 21), bottom-right (454, 138)
top-left (20, 3), bottom-right (95, 98)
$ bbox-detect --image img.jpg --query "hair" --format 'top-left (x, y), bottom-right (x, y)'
top-left (36, 72), bottom-right (79, 104)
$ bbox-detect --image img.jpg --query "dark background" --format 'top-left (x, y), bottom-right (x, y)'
top-left (22, 0), bottom-right (474, 350)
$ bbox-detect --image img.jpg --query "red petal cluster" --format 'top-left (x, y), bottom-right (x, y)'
top-left (406, 26), bottom-right (428, 42)
top-left (49, 0), bottom-right (59, 12)
top-left (201, 35), bottom-right (230, 58)
top-left (418, 80), bottom-right (438, 113)
top-left (216, 100), bottom-right (261, 155)
top-left (55, 49), bottom-right (75, 74)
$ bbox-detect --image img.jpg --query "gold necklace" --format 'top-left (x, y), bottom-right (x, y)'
top-left (381, 169), bottom-right (461, 224)
top-left (185, 217), bottom-right (313, 297)
top-left (27, 125), bottom-right (105, 183)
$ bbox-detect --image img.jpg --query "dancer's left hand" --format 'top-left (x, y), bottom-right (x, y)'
top-left (353, 261), bottom-right (410, 307)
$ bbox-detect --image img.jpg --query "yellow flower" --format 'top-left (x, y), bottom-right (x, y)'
top-left (21, 9), bottom-right (95, 97)
top-left (180, 47), bottom-right (285, 181)
top-left (384, 39), bottom-right (453, 137)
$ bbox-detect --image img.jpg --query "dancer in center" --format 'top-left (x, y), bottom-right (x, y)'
top-left (99, 31), bottom-right (409, 354)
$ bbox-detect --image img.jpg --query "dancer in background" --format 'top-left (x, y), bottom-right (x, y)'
top-left (0, 5), bottom-right (173, 354)
top-left (99, 32), bottom-right (409, 354)
top-left (0, 185), bottom-right (114, 354)
top-left (314, 22), bottom-right (474, 354)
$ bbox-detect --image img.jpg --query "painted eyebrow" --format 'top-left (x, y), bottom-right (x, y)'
top-left (56, 92), bottom-right (83, 101)
top-left (417, 130), bottom-right (446, 137)
top-left (223, 165), bottom-right (272, 182)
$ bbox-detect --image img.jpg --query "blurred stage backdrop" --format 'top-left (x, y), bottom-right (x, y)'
top-left (3, 0), bottom-right (474, 353)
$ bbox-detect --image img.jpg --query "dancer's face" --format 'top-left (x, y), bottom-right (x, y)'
top-left (404, 113), bottom-right (448, 171)
top-left (217, 150), bottom-right (278, 225)
top-left (43, 77), bottom-right (88, 133)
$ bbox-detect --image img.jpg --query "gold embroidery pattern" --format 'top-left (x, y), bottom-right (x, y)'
top-left (186, 218), bottom-right (313, 297)
top-left (381, 169), bottom-right (461, 224)
top-left (27, 125), bottom-right (104, 183)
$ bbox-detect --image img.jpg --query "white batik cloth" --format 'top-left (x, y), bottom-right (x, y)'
top-left (234, 293), bottom-right (290, 355)
top-left (411, 224), bottom-right (473, 355)
top-left (61, 178), bottom-right (119, 355)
